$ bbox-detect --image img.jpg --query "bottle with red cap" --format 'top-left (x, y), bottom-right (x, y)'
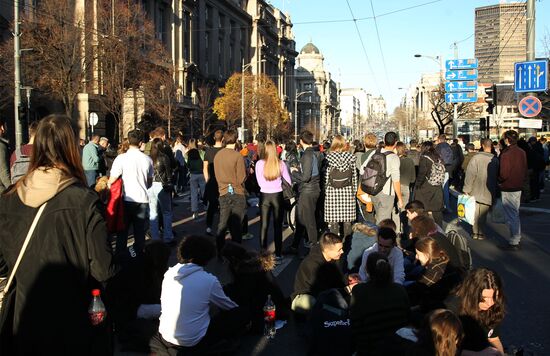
top-left (263, 294), bottom-right (276, 338)
top-left (88, 289), bottom-right (107, 325)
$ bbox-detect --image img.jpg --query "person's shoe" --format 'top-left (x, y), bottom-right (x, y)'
top-left (303, 240), bottom-right (315, 249)
top-left (283, 246), bottom-right (298, 255)
top-left (192, 212), bottom-right (198, 220)
top-left (206, 227), bottom-right (213, 235)
top-left (242, 233), bottom-right (254, 240)
top-left (498, 243), bottom-right (521, 251)
top-left (472, 234), bottom-right (486, 240)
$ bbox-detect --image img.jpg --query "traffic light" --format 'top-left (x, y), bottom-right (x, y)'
top-left (485, 84), bottom-right (497, 114)
top-left (479, 117), bottom-right (487, 132)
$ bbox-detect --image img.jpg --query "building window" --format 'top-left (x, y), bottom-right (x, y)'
top-left (304, 83), bottom-right (312, 90)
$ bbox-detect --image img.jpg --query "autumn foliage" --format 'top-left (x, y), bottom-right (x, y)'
top-left (213, 72), bottom-right (288, 137)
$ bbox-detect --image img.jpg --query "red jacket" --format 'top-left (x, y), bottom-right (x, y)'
top-left (498, 144), bottom-right (527, 192)
top-left (106, 178), bottom-right (125, 233)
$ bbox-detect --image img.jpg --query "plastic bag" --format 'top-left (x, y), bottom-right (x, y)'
top-left (457, 194), bottom-right (476, 225)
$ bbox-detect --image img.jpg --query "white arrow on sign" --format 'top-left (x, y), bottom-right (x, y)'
top-left (448, 82), bottom-right (455, 90)
top-left (447, 72), bottom-right (456, 79)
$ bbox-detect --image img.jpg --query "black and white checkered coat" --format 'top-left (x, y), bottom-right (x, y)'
top-left (324, 152), bottom-right (357, 223)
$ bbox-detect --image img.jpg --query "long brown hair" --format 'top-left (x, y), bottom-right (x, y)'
top-left (262, 141), bottom-right (281, 181)
top-left (429, 309), bottom-right (463, 356)
top-left (415, 237), bottom-right (449, 264)
top-left (9, 114), bottom-right (86, 192)
top-left (453, 268), bottom-right (505, 329)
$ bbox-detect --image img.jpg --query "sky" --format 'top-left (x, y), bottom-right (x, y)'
top-left (270, 0), bottom-right (550, 113)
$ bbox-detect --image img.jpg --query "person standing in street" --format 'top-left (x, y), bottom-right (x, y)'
top-left (255, 141), bottom-right (292, 262)
top-left (498, 130), bottom-right (527, 250)
top-left (82, 134), bottom-right (101, 187)
top-left (414, 141), bottom-right (445, 228)
top-left (0, 114), bottom-right (115, 355)
top-left (370, 132), bottom-right (403, 225)
top-left (323, 135), bottom-right (357, 240)
top-left (435, 134), bottom-right (454, 212)
top-left (214, 129), bottom-right (247, 253)
top-left (147, 138), bottom-right (174, 243)
top-left (173, 134), bottom-right (187, 195)
top-left (186, 140), bottom-right (206, 219)
top-left (109, 129), bottom-right (154, 260)
top-left (10, 121), bottom-right (38, 184)
top-left (289, 130), bottom-right (321, 252)
top-left (463, 139), bottom-right (499, 240)
top-left (203, 130), bottom-right (224, 235)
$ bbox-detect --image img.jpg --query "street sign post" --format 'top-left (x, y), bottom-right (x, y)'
top-left (445, 69), bottom-right (478, 81)
top-left (518, 95), bottom-right (542, 118)
top-left (445, 92), bottom-right (478, 103)
top-left (514, 60), bottom-right (547, 93)
top-left (445, 81), bottom-right (478, 92)
top-left (445, 59), bottom-right (478, 70)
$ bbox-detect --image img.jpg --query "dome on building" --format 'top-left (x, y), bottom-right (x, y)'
top-left (300, 42), bottom-right (320, 54)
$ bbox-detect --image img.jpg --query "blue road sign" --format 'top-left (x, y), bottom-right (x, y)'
top-left (445, 91), bottom-right (478, 103)
top-left (514, 60), bottom-right (548, 93)
top-left (445, 69), bottom-right (478, 81)
top-left (445, 81), bottom-right (478, 92)
top-left (445, 58), bottom-right (478, 70)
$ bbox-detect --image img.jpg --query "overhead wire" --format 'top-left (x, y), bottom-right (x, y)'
top-left (369, 0), bottom-right (392, 94)
top-left (344, 0), bottom-right (380, 94)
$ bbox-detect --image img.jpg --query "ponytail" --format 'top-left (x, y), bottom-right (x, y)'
top-left (366, 252), bottom-right (392, 285)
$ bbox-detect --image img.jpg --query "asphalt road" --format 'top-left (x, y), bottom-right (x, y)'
top-left (118, 184), bottom-right (550, 356)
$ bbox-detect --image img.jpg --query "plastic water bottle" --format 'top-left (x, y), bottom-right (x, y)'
top-left (228, 183), bottom-right (234, 195)
top-left (88, 289), bottom-right (107, 325)
top-left (263, 294), bottom-right (276, 339)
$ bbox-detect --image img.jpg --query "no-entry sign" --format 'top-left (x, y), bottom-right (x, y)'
top-left (518, 96), bottom-right (542, 118)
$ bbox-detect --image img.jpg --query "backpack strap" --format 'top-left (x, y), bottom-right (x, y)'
top-left (359, 149), bottom-right (376, 174)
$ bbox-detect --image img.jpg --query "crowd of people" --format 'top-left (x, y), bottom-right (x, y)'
top-left (0, 113), bottom-right (548, 355)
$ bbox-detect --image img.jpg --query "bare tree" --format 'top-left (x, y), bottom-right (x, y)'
top-left (97, 0), bottom-right (170, 139)
top-left (15, 0), bottom-right (95, 116)
top-left (0, 39), bottom-right (13, 112)
top-left (429, 83), bottom-right (477, 134)
top-left (196, 81), bottom-right (217, 134)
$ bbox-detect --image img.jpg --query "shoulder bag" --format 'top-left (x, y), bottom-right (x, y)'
top-left (0, 203), bottom-right (47, 311)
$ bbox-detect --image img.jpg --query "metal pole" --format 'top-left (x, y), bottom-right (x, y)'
top-left (13, 0), bottom-right (22, 148)
top-left (294, 92), bottom-right (298, 141)
top-left (526, 0), bottom-right (537, 137)
top-left (241, 59), bottom-right (245, 141)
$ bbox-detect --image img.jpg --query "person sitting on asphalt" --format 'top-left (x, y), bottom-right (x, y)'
top-left (445, 268), bottom-right (506, 355)
top-left (221, 241), bottom-right (289, 334)
top-left (151, 235), bottom-right (249, 355)
top-left (291, 232), bottom-right (346, 315)
top-left (346, 222), bottom-right (378, 273)
top-left (350, 252), bottom-right (410, 356)
top-left (358, 227), bottom-right (405, 285)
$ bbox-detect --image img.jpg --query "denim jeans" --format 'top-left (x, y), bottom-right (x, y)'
top-left (148, 182), bottom-right (173, 241)
top-left (116, 201), bottom-right (148, 261)
top-left (84, 170), bottom-right (98, 188)
top-left (501, 191), bottom-right (522, 245)
top-left (189, 173), bottom-right (206, 213)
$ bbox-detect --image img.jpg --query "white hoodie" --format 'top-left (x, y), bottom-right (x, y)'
top-left (158, 263), bottom-right (238, 347)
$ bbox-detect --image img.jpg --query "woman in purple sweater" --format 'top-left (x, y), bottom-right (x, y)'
top-left (255, 141), bottom-right (292, 263)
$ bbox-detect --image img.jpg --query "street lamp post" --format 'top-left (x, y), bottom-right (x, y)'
top-left (241, 59), bottom-right (266, 141)
top-left (294, 90), bottom-right (312, 141)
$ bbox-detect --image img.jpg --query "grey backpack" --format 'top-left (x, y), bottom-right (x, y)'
top-left (11, 147), bottom-right (31, 184)
top-left (424, 155), bottom-right (445, 186)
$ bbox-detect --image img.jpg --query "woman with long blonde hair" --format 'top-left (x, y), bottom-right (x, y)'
top-left (254, 140), bottom-right (292, 262)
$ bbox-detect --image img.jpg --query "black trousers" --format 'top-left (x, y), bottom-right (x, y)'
top-left (150, 307), bottom-right (249, 356)
top-left (260, 192), bottom-right (284, 256)
top-left (217, 194), bottom-right (246, 252)
top-left (293, 189), bottom-right (320, 247)
top-left (205, 181), bottom-right (219, 228)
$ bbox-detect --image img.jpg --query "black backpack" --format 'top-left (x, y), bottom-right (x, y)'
top-left (360, 149), bottom-right (392, 195)
top-left (446, 229), bottom-right (472, 271)
top-left (328, 166), bottom-right (353, 189)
